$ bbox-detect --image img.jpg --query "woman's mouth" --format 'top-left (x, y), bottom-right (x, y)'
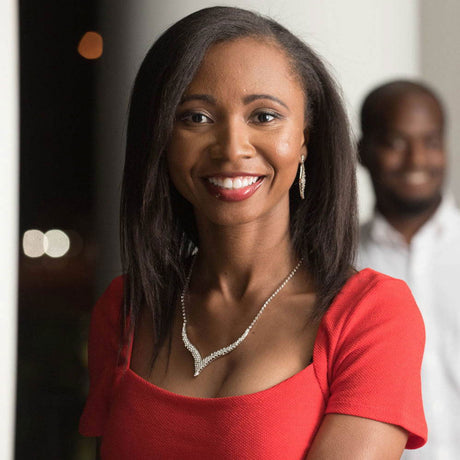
top-left (204, 175), bottom-right (264, 201)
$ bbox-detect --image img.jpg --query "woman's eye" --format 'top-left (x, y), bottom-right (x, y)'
top-left (254, 112), bottom-right (277, 123)
top-left (180, 112), bottom-right (212, 124)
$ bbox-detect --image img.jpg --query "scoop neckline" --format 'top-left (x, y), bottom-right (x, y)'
top-left (124, 268), bottom-right (372, 402)
top-left (125, 362), bottom-right (315, 404)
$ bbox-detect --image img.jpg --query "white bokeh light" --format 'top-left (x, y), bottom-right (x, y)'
top-left (44, 229), bottom-right (70, 258)
top-left (22, 230), bottom-right (48, 258)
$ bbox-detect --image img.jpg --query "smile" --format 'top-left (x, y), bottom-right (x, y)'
top-left (203, 175), bottom-right (264, 201)
top-left (207, 175), bottom-right (260, 189)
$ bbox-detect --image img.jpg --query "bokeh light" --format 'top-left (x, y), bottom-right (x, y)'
top-left (23, 230), bottom-right (48, 258)
top-left (77, 31), bottom-right (103, 60)
top-left (44, 229), bottom-right (70, 258)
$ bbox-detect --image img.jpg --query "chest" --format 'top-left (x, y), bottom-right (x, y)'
top-left (130, 297), bottom-right (318, 398)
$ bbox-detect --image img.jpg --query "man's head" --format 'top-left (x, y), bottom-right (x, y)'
top-left (359, 80), bottom-right (446, 216)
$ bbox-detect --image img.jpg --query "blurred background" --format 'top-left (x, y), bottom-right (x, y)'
top-left (1, 0), bottom-right (460, 459)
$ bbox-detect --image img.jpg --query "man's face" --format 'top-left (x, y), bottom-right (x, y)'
top-left (363, 92), bottom-right (446, 215)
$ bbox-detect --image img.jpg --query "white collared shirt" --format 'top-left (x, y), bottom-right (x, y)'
top-left (357, 196), bottom-right (460, 459)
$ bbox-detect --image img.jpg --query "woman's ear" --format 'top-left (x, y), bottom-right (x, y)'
top-left (301, 127), bottom-right (308, 161)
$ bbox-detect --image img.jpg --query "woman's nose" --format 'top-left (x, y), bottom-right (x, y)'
top-left (209, 119), bottom-right (254, 161)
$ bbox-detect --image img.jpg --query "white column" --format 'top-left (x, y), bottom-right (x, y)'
top-left (420, 0), bottom-right (460, 202)
top-left (0, 0), bottom-right (18, 458)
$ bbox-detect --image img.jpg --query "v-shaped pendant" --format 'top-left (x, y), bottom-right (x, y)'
top-left (181, 322), bottom-right (250, 377)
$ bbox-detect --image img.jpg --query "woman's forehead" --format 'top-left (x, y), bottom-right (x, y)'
top-left (183, 37), bottom-right (306, 106)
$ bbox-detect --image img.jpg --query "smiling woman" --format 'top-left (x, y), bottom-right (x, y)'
top-left (79, 6), bottom-right (427, 459)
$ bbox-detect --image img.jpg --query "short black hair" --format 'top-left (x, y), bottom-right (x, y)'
top-left (360, 79), bottom-right (445, 139)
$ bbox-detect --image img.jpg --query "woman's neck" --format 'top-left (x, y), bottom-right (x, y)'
top-left (193, 213), bottom-right (297, 301)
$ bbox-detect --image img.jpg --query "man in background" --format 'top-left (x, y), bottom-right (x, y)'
top-left (358, 80), bottom-right (460, 458)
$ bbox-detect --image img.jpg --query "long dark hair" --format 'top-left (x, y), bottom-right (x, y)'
top-left (120, 6), bottom-right (357, 356)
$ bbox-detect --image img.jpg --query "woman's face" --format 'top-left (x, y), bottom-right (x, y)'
top-left (167, 37), bottom-right (307, 228)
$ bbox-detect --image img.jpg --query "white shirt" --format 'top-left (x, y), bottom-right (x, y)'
top-left (357, 196), bottom-right (460, 459)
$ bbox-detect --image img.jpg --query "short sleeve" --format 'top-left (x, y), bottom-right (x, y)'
top-left (319, 273), bottom-right (427, 449)
top-left (79, 276), bottom-right (125, 437)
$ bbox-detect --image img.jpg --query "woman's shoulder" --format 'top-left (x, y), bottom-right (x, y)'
top-left (95, 275), bottom-right (124, 308)
top-left (313, 269), bottom-right (427, 449)
top-left (90, 275), bottom-right (125, 330)
top-left (335, 267), bottom-right (417, 310)
top-left (339, 268), bottom-right (412, 302)
top-left (320, 268), bottom-right (424, 339)
top-left (100, 275), bottom-right (125, 299)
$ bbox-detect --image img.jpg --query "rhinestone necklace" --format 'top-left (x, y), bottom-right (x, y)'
top-left (180, 257), bottom-right (303, 377)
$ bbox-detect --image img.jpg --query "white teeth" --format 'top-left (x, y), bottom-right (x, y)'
top-left (223, 178), bottom-right (233, 189)
top-left (404, 172), bottom-right (429, 185)
top-left (207, 176), bottom-right (259, 190)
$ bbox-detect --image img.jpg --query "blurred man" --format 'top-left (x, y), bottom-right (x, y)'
top-left (358, 80), bottom-right (460, 459)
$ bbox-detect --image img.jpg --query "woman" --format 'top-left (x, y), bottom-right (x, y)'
top-left (80, 7), bottom-right (427, 459)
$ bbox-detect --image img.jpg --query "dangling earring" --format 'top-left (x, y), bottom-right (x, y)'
top-left (299, 155), bottom-right (306, 200)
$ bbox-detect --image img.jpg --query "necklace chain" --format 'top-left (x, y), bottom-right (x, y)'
top-left (180, 257), bottom-right (303, 377)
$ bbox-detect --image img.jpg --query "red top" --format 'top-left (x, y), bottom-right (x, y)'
top-left (80, 269), bottom-right (427, 459)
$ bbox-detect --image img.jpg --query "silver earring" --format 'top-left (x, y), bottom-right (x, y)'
top-left (299, 155), bottom-right (306, 199)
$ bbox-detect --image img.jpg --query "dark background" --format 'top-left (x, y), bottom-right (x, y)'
top-left (18, 1), bottom-right (99, 458)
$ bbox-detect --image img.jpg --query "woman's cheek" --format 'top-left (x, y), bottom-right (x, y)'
top-left (266, 127), bottom-right (303, 158)
top-left (274, 139), bottom-right (295, 159)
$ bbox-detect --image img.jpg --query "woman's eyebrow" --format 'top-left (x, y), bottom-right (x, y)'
top-left (179, 93), bottom-right (289, 110)
top-left (243, 94), bottom-right (289, 110)
top-left (179, 94), bottom-right (216, 105)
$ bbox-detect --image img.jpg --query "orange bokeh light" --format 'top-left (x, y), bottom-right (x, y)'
top-left (78, 31), bottom-right (103, 60)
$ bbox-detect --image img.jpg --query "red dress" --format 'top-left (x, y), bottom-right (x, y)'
top-left (80, 269), bottom-right (427, 459)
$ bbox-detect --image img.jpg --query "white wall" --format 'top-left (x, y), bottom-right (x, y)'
top-left (420, 0), bottom-right (460, 202)
top-left (96, 0), bottom-right (421, 284)
top-left (0, 0), bottom-right (18, 458)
